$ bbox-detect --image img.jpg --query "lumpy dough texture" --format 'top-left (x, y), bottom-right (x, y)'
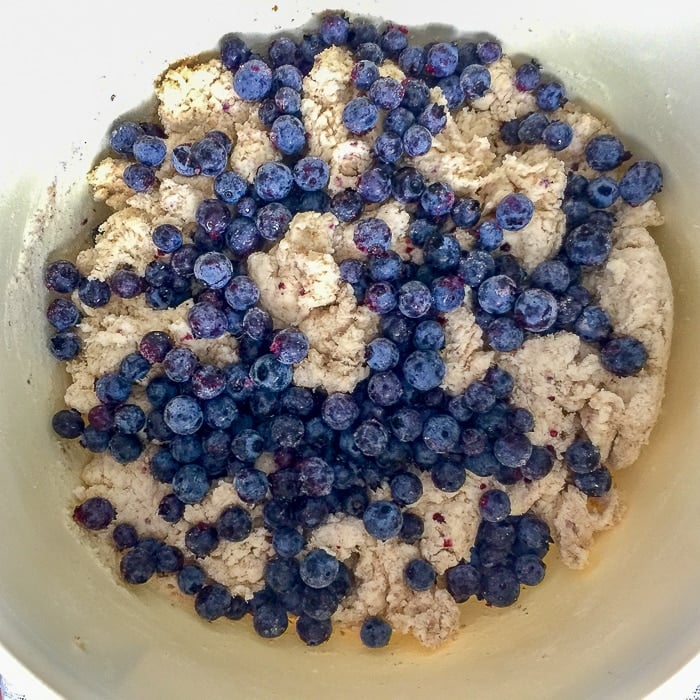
top-left (66, 42), bottom-right (672, 648)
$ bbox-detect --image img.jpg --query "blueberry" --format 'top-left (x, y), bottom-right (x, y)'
top-left (230, 429), bottom-right (264, 462)
top-left (422, 414), bottom-right (460, 453)
top-left (272, 86), bottom-right (300, 115)
top-left (252, 602), bottom-right (289, 638)
top-left (112, 522), bottom-right (138, 550)
top-left (542, 120), bottom-right (574, 151)
top-left (586, 176), bottom-right (619, 208)
top-left (342, 96), bottom-right (379, 136)
top-left (529, 260), bottom-right (571, 294)
top-left (437, 74), bottom-right (466, 110)
top-left (298, 548), bottom-right (339, 590)
top-left (319, 12), bottom-right (349, 45)
top-left (352, 419), bottom-right (388, 457)
top-left (398, 46), bottom-right (426, 76)
top-left (360, 616), bottom-right (392, 648)
top-left (110, 121), bottom-right (145, 157)
top-left (298, 32), bottom-right (326, 66)
top-left (514, 554), bottom-right (546, 586)
top-left (193, 251), bottom-right (233, 290)
top-left (132, 134), bottom-right (166, 168)
top-left (355, 41), bottom-right (384, 64)
top-left (268, 37), bottom-right (297, 68)
top-left (459, 64), bottom-right (491, 100)
top-left (163, 395), bottom-right (203, 435)
top-left (280, 386), bottom-right (315, 417)
top-left (254, 161), bottom-right (294, 201)
top-left (108, 270), bottom-right (142, 301)
top-left (298, 457), bottom-right (335, 497)
top-left (564, 438), bottom-right (600, 474)
top-left (514, 62), bottom-right (541, 91)
top-left (585, 134), bottom-right (629, 172)
top-left (234, 59), bottom-right (273, 101)
top-left (391, 166), bottom-right (425, 203)
top-left (264, 556), bottom-right (301, 594)
top-left (477, 274), bottom-right (518, 315)
top-left (479, 489), bottom-right (511, 522)
top-left (171, 144), bottom-right (199, 176)
top-left (72, 496), bottom-right (115, 530)
top-left (46, 298), bottom-right (80, 332)
top-left (445, 561), bottom-right (481, 603)
top-left (380, 25), bottom-right (408, 56)
top-left (421, 181), bottom-right (455, 217)
top-left (187, 302), bottom-right (228, 339)
top-left (396, 512), bottom-right (423, 545)
top-left (157, 492), bottom-right (185, 522)
top-left (619, 160), bottom-right (663, 206)
top-left (536, 81), bottom-right (566, 111)
top-left (369, 76), bottom-right (405, 110)
top-left (322, 392), bottom-right (359, 431)
top-left (404, 558), bottom-right (436, 591)
top-left (495, 193), bottom-right (534, 231)
top-left (292, 156), bottom-right (330, 193)
top-left (385, 107), bottom-right (416, 137)
top-left (194, 583), bottom-right (232, 621)
top-left (394, 280), bottom-right (430, 319)
top-left (330, 188), bottom-right (364, 222)
top-left (513, 288), bottom-right (558, 333)
top-left (431, 461), bottom-right (467, 492)
top-left (78, 277), bottom-right (111, 308)
top-left (296, 615), bottom-right (332, 646)
top-left (493, 432), bottom-right (532, 469)
top-left (94, 372), bottom-right (132, 404)
top-left (564, 220), bottom-right (613, 267)
top-left (145, 410), bottom-right (175, 443)
top-left (250, 354), bottom-right (293, 392)
top-left (403, 350), bottom-right (445, 392)
top-left (177, 564), bottom-right (206, 596)
top-left (236, 196), bottom-right (259, 218)
top-left (412, 320), bottom-right (445, 352)
top-left (423, 233), bottom-right (460, 272)
top-left (486, 317), bottom-right (524, 352)
top-left (185, 522), bottom-right (220, 559)
top-left (196, 199), bottom-right (232, 238)
top-left (573, 305), bottom-right (611, 342)
top-left (520, 445), bottom-right (554, 481)
top-left (402, 124), bottom-right (432, 157)
top-left (366, 370), bottom-right (403, 407)
top-left (220, 33), bottom-right (250, 70)
top-left (364, 337), bottom-right (398, 372)
top-left (120, 546), bottom-right (156, 585)
top-left (352, 217), bottom-right (390, 255)
top-left (171, 244), bottom-right (199, 278)
top-left (155, 544), bottom-right (184, 574)
top-left (388, 407), bottom-right (424, 442)
top-left (363, 500), bottom-right (403, 540)
top-left (480, 565), bottom-right (520, 606)
top-left (234, 468), bottom-right (269, 504)
top-left (113, 404), bottom-right (146, 435)
top-left (190, 137), bottom-right (228, 177)
top-left (390, 471), bottom-right (423, 506)
top-left (145, 376), bottom-right (179, 410)
top-left (451, 197), bottom-right (481, 229)
top-left (214, 171), bottom-right (247, 204)
top-left (172, 464), bottom-right (210, 504)
top-left (499, 118), bottom-right (522, 146)
top-left (373, 131), bottom-right (404, 164)
top-left (272, 527), bottom-right (305, 559)
top-left (431, 275), bottom-right (465, 313)
top-left (357, 167), bottom-right (392, 204)
top-left (123, 163), bottom-right (156, 192)
top-left (517, 112), bottom-right (549, 144)
top-left (44, 259), bottom-right (80, 293)
top-left (572, 466), bottom-right (612, 497)
top-left (424, 42), bottom-right (459, 77)
top-left (458, 250), bottom-right (495, 287)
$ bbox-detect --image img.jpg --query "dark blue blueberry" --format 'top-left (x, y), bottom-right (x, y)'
top-left (380, 25), bottom-right (408, 56)
top-left (385, 107), bottom-right (416, 137)
top-left (402, 124), bottom-right (432, 157)
top-left (223, 275), bottom-right (259, 312)
top-left (367, 370), bottom-right (404, 407)
top-left (301, 586), bottom-right (339, 621)
top-left (268, 37), bottom-right (297, 68)
top-left (529, 260), bottom-right (570, 294)
top-left (373, 131), bottom-right (404, 164)
top-left (403, 350), bottom-right (445, 392)
top-left (446, 395), bottom-right (473, 423)
top-left (360, 616), bottom-right (392, 648)
top-left (474, 219), bottom-right (502, 252)
top-left (587, 176), bottom-right (619, 208)
top-left (110, 121), bottom-right (144, 157)
top-left (279, 386), bottom-right (315, 417)
top-left (413, 320), bottom-right (444, 351)
top-left (256, 202), bottom-right (293, 241)
top-left (573, 305), bottom-right (611, 342)
top-left (155, 544), bottom-right (184, 574)
top-left (196, 199), bottom-right (231, 237)
top-left (132, 134), bottom-right (166, 168)
top-left (357, 167), bottom-right (392, 204)
top-left (479, 489), bottom-right (511, 522)
top-left (365, 337), bottom-right (399, 371)
top-left (514, 62), bottom-right (541, 91)
top-left (513, 288), bottom-right (558, 332)
top-left (480, 566), bottom-right (520, 607)
top-left (431, 460), bottom-right (466, 491)
top-left (398, 46), bottom-right (425, 76)
top-left (220, 33), bottom-right (250, 70)
top-left (486, 316), bottom-right (524, 352)
top-left (319, 12), bottom-right (350, 45)
top-left (171, 464), bottom-right (210, 504)
top-left (437, 74), bottom-right (465, 110)
top-left (234, 468), bottom-right (269, 504)
top-left (380, 312), bottom-right (415, 348)
top-left (564, 438), bottom-right (601, 474)
top-left (296, 189), bottom-right (330, 213)
top-left (508, 406), bottom-right (534, 433)
top-left (51, 408), bottom-right (84, 439)
top-left (422, 414), bottom-right (460, 453)
top-left (123, 163), bottom-right (156, 192)
top-left (158, 493), bottom-right (185, 523)
top-left (250, 354), bottom-right (293, 392)
top-left (353, 419), bottom-right (389, 457)
top-left (149, 225), bottom-right (182, 256)
top-left (78, 277), bottom-right (111, 308)
top-left (458, 250), bottom-right (495, 287)
top-left (460, 64), bottom-right (491, 100)
top-left (298, 32), bottom-right (326, 66)
top-left (555, 293), bottom-right (584, 330)
top-left (536, 81), bottom-right (566, 111)
top-left (190, 137), bottom-right (228, 177)
top-left (423, 233), bottom-right (460, 272)
top-left (389, 407), bottom-right (424, 442)
top-left (391, 166), bottom-right (424, 203)
top-left (177, 563), bottom-right (206, 596)
top-left (330, 188), bottom-right (364, 222)
top-left (171, 144), bottom-right (199, 176)
top-left (191, 365), bottom-right (227, 400)
top-left (452, 197), bottom-right (481, 228)
top-left (44, 259), bottom-right (80, 294)
top-left (194, 251), bottom-right (233, 290)
top-left (424, 42), bottom-right (458, 77)
top-left (464, 380), bottom-right (496, 413)
top-left (274, 86), bottom-right (301, 115)
top-left (108, 432), bottom-right (143, 463)
top-left (213, 171), bottom-right (247, 207)
top-left (321, 392), bottom-right (359, 431)
top-left (515, 514), bottom-right (552, 557)
top-left (349, 20), bottom-right (379, 48)
top-left (520, 445), bottom-right (554, 481)
top-left (404, 558), bottom-right (436, 591)
top-left (296, 615), bottom-right (332, 646)
top-left (145, 375), bottom-right (178, 409)
top-left (299, 548), bottom-right (339, 589)
top-left (298, 457), bottom-right (335, 497)
top-left (184, 523), bottom-right (219, 559)
top-left (234, 59), bottom-right (273, 101)
top-left (268, 328), bottom-right (308, 365)
top-left (368, 251), bottom-right (402, 281)
top-left (112, 523), bottom-right (138, 550)
top-left (163, 395), bottom-right (203, 435)
top-left (421, 181), bottom-right (455, 217)
top-left (484, 367), bottom-right (514, 401)
top-left (145, 410), bottom-right (175, 443)
top-left (369, 76), bottom-right (405, 110)
top-left (395, 280), bottom-right (431, 318)
top-left (258, 97), bottom-right (280, 127)
top-left (585, 134), bottom-right (629, 172)
top-left (572, 466), bottom-right (612, 497)
top-left (342, 96), bottom-right (379, 135)
top-left (72, 497), bottom-right (115, 531)
top-left (477, 274), bottom-right (518, 315)
top-left (390, 471), bottom-right (423, 506)
top-left (514, 554), bottom-right (546, 586)
top-left (171, 244), bottom-right (199, 278)
top-left (163, 347), bottom-right (198, 383)
top-left (265, 557), bottom-right (300, 594)
top-left (46, 298), bottom-right (80, 332)
top-left (79, 425), bottom-right (111, 452)
top-left (113, 404), bottom-right (146, 434)
top-left (363, 500), bottom-right (403, 540)
top-left (254, 161), bottom-right (294, 201)
top-left (272, 526), bottom-right (305, 559)
top-left (542, 120), bottom-right (574, 151)
top-left (431, 275), bottom-right (464, 312)
top-left (494, 432), bottom-right (533, 469)
top-left (445, 562), bottom-right (481, 603)
top-left (224, 593), bottom-right (249, 619)
top-left (564, 220), bottom-right (613, 266)
top-left (119, 546), bottom-right (155, 584)
top-left (476, 40), bottom-right (502, 64)
top-left (236, 195), bottom-right (259, 218)
top-left (339, 258), bottom-right (365, 283)
top-left (230, 429), bottom-right (264, 462)
top-left (94, 372), bottom-right (131, 404)
top-left (398, 512), bottom-right (424, 545)
top-left (143, 260), bottom-right (175, 290)
top-left (187, 301), bottom-right (228, 339)
top-left (495, 193), bottom-right (534, 231)
top-left (252, 601), bottom-right (289, 639)
top-left (349, 60), bottom-right (380, 93)
top-left (517, 112), bottom-right (549, 144)
top-left (364, 282), bottom-right (396, 314)
top-left (293, 156), bottom-right (330, 192)
top-left (499, 118), bottom-right (522, 146)
top-left (194, 583), bottom-right (232, 621)
top-left (619, 160), bottom-right (663, 206)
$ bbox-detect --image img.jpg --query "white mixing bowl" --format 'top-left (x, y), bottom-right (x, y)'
top-left (2, 1), bottom-right (699, 697)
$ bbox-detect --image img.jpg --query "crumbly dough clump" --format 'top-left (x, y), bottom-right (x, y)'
top-left (66, 44), bottom-right (673, 648)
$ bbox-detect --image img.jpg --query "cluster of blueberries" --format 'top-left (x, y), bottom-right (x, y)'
top-left (45, 12), bottom-right (664, 648)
